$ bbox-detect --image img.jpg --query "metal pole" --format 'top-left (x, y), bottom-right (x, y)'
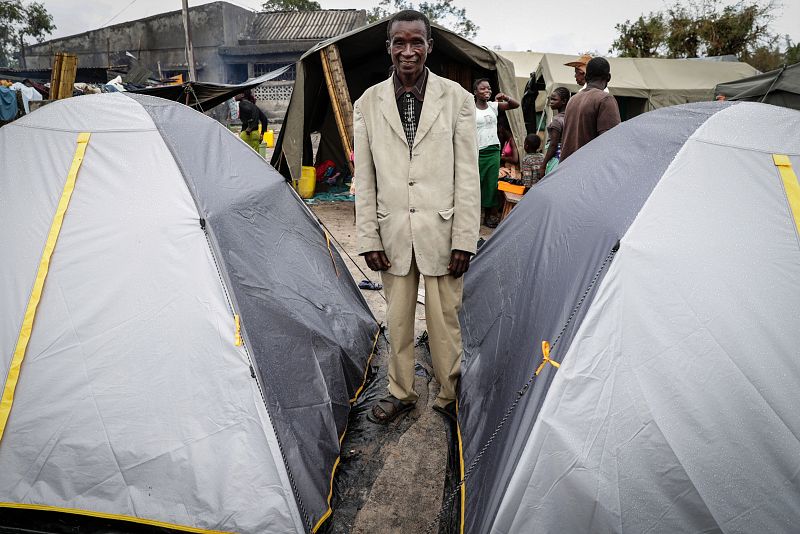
top-left (181, 0), bottom-right (197, 81)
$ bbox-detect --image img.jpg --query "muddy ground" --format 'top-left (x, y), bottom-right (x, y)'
top-left (307, 201), bottom-right (493, 534)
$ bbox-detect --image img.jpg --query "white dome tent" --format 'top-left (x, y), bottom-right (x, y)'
top-left (0, 93), bottom-right (378, 533)
top-left (457, 102), bottom-right (800, 533)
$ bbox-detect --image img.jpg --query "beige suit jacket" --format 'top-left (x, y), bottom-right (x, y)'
top-left (354, 71), bottom-right (481, 277)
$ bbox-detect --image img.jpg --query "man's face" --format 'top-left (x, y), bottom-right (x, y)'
top-left (387, 20), bottom-right (432, 80)
top-left (574, 67), bottom-right (586, 86)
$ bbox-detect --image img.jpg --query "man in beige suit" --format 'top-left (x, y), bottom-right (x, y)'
top-left (354, 10), bottom-right (480, 423)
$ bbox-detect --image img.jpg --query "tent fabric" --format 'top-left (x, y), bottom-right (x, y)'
top-left (716, 62), bottom-right (800, 110)
top-left (128, 65), bottom-right (291, 112)
top-left (127, 93), bottom-right (379, 530)
top-left (490, 102), bottom-right (800, 533)
top-left (458, 101), bottom-right (800, 533)
top-left (496, 50), bottom-right (544, 96)
top-left (457, 102), bottom-right (725, 534)
top-left (0, 92), bottom-right (377, 533)
top-left (535, 53), bottom-right (758, 108)
top-left (272, 18), bottom-right (525, 182)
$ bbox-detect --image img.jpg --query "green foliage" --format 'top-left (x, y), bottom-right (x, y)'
top-left (0, 0), bottom-right (54, 67)
top-left (366, 0), bottom-right (478, 40)
top-left (610, 12), bottom-right (666, 57)
top-left (261, 0), bottom-right (321, 12)
top-left (785, 37), bottom-right (800, 65)
top-left (748, 35), bottom-right (800, 71)
top-left (609, 0), bottom-right (794, 67)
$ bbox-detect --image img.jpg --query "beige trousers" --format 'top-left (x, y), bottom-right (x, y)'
top-left (381, 254), bottom-right (464, 408)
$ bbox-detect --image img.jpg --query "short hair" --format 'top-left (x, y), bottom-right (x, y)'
top-left (585, 57), bottom-right (611, 82)
top-left (552, 86), bottom-right (570, 105)
top-left (387, 10), bottom-right (431, 41)
top-left (525, 134), bottom-right (541, 151)
top-left (472, 77), bottom-right (490, 92)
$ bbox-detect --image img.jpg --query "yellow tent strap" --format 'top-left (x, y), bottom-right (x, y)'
top-left (535, 340), bottom-right (560, 376)
top-left (456, 400), bottom-right (466, 534)
top-left (234, 314), bottom-right (242, 346)
top-left (324, 230), bottom-right (340, 277)
top-left (0, 132), bottom-right (91, 444)
top-left (773, 154), bottom-right (800, 237)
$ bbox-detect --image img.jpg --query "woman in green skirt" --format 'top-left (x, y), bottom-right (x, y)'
top-left (473, 78), bottom-right (519, 227)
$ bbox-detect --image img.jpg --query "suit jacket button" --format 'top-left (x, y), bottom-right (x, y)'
top-left (410, 208), bottom-right (416, 213)
top-left (409, 181), bottom-right (414, 186)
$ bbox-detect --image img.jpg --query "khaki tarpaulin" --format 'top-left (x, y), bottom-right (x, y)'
top-left (532, 53), bottom-right (758, 121)
top-left (272, 18), bottom-right (526, 183)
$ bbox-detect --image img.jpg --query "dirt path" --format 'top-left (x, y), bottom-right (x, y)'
top-left (308, 201), bottom-right (493, 533)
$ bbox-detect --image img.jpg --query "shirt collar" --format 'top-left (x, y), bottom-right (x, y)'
top-left (393, 67), bottom-right (428, 101)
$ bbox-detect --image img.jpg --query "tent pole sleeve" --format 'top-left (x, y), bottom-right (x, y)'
top-left (0, 132), bottom-right (91, 444)
top-left (773, 154), bottom-right (800, 238)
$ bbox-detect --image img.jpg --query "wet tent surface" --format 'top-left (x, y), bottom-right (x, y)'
top-left (0, 335), bottom-right (461, 534)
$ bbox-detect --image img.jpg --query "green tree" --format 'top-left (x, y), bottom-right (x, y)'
top-left (261, 0), bottom-right (321, 12)
top-left (748, 35), bottom-right (800, 71)
top-left (610, 12), bottom-right (667, 57)
top-left (367, 0), bottom-right (478, 40)
top-left (610, 0), bottom-right (780, 64)
top-left (0, 0), bottom-right (55, 68)
top-left (785, 36), bottom-right (800, 65)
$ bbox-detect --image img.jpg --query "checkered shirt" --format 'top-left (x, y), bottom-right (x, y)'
top-left (393, 68), bottom-right (428, 150)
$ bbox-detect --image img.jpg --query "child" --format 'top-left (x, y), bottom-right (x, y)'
top-left (521, 134), bottom-right (545, 189)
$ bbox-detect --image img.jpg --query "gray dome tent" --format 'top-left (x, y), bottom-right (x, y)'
top-left (0, 93), bottom-right (378, 533)
top-left (457, 102), bottom-right (800, 533)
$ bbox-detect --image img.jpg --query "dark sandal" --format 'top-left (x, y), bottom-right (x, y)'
top-left (433, 401), bottom-right (457, 423)
top-left (367, 395), bottom-right (415, 424)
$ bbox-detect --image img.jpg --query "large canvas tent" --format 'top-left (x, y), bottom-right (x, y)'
top-left (457, 101), bottom-right (800, 533)
top-left (496, 50), bottom-right (543, 97)
top-left (716, 62), bottom-right (800, 110)
top-left (0, 93), bottom-right (378, 533)
top-left (271, 18), bottom-right (525, 183)
top-left (526, 53), bottom-right (758, 125)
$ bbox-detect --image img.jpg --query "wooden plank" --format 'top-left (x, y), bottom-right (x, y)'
top-left (59, 54), bottom-right (78, 100)
top-left (320, 44), bottom-right (355, 174)
top-left (49, 53), bottom-right (63, 99)
top-left (49, 53), bottom-right (78, 100)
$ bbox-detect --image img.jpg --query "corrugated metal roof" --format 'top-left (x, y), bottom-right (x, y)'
top-left (244, 10), bottom-right (366, 42)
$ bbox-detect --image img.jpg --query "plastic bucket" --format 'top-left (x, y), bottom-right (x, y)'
top-left (263, 129), bottom-right (275, 148)
top-left (298, 166), bottom-right (316, 199)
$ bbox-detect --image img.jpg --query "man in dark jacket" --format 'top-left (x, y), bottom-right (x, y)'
top-left (560, 57), bottom-right (621, 161)
top-left (237, 91), bottom-right (268, 151)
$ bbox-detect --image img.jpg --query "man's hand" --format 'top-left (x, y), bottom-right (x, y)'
top-left (448, 250), bottom-right (472, 278)
top-left (364, 251), bottom-right (391, 271)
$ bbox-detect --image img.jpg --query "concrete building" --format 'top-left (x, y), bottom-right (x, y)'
top-left (24, 2), bottom-right (366, 106)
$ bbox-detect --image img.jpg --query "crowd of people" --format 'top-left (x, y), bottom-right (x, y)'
top-left (473, 53), bottom-right (621, 227)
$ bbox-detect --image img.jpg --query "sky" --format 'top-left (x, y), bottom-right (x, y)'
top-left (42, 0), bottom-right (800, 55)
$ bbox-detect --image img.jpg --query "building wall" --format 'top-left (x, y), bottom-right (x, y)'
top-left (25, 2), bottom-right (253, 83)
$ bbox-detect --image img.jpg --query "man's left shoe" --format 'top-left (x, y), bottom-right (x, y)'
top-left (433, 401), bottom-right (457, 423)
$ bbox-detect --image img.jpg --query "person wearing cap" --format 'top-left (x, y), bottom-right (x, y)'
top-left (564, 53), bottom-right (592, 88)
top-left (559, 57), bottom-right (620, 162)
